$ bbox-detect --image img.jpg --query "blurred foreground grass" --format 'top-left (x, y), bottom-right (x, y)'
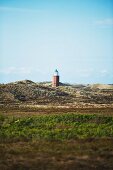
top-left (0, 113), bottom-right (113, 170)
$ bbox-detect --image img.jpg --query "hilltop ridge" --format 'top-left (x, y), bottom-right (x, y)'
top-left (0, 80), bottom-right (113, 105)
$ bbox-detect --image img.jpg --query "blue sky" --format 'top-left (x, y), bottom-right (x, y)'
top-left (0, 0), bottom-right (113, 84)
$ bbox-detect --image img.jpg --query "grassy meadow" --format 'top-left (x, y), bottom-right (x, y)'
top-left (0, 109), bottom-right (113, 170)
top-left (0, 113), bottom-right (113, 141)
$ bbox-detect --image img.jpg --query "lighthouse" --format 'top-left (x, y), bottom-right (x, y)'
top-left (52, 69), bottom-right (59, 87)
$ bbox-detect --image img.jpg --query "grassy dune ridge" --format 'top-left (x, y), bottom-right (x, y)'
top-left (0, 80), bottom-right (113, 105)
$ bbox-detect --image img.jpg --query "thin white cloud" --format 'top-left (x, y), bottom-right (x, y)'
top-left (0, 67), bottom-right (32, 75)
top-left (0, 6), bottom-right (42, 13)
top-left (100, 69), bottom-right (108, 74)
top-left (74, 68), bottom-right (111, 78)
top-left (100, 69), bottom-right (109, 77)
top-left (75, 68), bottom-right (94, 78)
top-left (95, 18), bottom-right (113, 26)
top-left (0, 67), bottom-right (46, 75)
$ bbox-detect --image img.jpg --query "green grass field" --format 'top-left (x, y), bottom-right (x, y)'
top-left (0, 112), bottom-right (113, 170)
top-left (0, 113), bottom-right (113, 141)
